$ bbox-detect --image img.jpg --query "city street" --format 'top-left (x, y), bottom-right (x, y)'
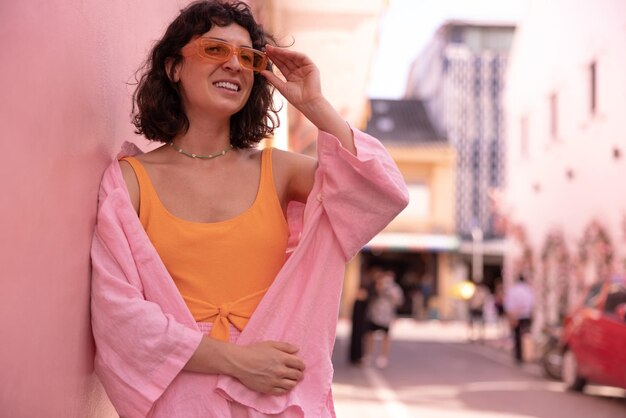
top-left (331, 319), bottom-right (626, 418)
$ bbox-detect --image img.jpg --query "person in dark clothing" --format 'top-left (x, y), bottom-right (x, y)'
top-left (348, 286), bottom-right (369, 364)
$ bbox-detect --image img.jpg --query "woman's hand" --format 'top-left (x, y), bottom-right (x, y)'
top-left (261, 44), bottom-right (323, 116)
top-left (226, 341), bottom-right (306, 395)
top-left (261, 45), bottom-right (356, 155)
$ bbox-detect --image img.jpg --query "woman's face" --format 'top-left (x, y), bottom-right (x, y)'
top-left (176, 23), bottom-right (256, 121)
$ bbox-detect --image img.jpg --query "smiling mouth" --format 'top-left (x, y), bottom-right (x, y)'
top-left (213, 81), bottom-right (240, 92)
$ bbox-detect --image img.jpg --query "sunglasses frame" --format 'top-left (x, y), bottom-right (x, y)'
top-left (182, 37), bottom-right (268, 72)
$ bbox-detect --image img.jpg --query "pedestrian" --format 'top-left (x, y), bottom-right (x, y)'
top-left (467, 282), bottom-right (488, 341)
top-left (421, 272), bottom-right (434, 319)
top-left (504, 274), bottom-right (535, 364)
top-left (493, 279), bottom-right (508, 338)
top-left (89, 1), bottom-right (409, 417)
top-left (363, 271), bottom-right (404, 368)
top-left (348, 265), bottom-right (381, 365)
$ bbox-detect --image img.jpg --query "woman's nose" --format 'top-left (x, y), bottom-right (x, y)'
top-left (223, 53), bottom-right (242, 72)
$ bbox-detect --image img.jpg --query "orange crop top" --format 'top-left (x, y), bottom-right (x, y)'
top-left (122, 149), bottom-right (289, 341)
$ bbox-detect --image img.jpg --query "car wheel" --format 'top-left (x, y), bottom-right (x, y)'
top-left (562, 348), bottom-right (586, 391)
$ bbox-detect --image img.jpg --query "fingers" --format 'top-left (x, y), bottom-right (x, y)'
top-left (283, 354), bottom-right (306, 372)
top-left (265, 45), bottom-right (305, 73)
top-left (260, 69), bottom-right (285, 90)
top-left (271, 341), bottom-right (299, 354)
top-left (270, 341), bottom-right (306, 371)
top-left (265, 45), bottom-right (316, 80)
top-left (269, 368), bottom-right (304, 396)
top-left (233, 341), bottom-right (306, 395)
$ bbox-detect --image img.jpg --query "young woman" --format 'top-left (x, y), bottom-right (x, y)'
top-left (91, 1), bottom-right (408, 417)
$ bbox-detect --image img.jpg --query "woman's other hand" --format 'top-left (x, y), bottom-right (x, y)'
top-left (226, 341), bottom-right (305, 395)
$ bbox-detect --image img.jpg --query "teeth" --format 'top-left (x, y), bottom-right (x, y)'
top-left (214, 81), bottom-right (239, 92)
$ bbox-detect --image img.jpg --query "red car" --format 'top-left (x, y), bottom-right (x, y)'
top-left (561, 279), bottom-right (626, 391)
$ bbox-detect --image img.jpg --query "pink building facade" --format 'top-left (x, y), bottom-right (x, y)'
top-left (502, 0), bottom-right (626, 332)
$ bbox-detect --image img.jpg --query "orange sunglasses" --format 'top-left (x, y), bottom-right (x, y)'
top-left (182, 38), bottom-right (268, 72)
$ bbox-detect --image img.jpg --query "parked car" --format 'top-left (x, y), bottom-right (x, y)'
top-left (561, 279), bottom-right (626, 391)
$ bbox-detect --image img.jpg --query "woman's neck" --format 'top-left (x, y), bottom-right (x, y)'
top-left (174, 115), bottom-right (232, 154)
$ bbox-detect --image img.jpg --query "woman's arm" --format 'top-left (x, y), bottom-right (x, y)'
top-left (261, 45), bottom-right (356, 155)
top-left (184, 336), bottom-right (305, 395)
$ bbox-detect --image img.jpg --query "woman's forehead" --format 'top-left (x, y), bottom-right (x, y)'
top-left (201, 23), bottom-right (252, 46)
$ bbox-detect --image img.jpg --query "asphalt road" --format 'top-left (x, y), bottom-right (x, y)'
top-left (331, 319), bottom-right (626, 418)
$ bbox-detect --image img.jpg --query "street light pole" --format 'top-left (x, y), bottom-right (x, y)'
top-left (472, 227), bottom-right (484, 283)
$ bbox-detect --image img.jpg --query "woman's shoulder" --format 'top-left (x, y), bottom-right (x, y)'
top-left (270, 148), bottom-right (316, 170)
top-left (269, 148), bottom-right (317, 204)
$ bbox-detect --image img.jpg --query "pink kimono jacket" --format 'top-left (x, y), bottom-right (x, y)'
top-left (91, 129), bottom-right (409, 417)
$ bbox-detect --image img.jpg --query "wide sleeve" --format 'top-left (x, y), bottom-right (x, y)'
top-left (90, 164), bottom-right (203, 418)
top-left (315, 128), bottom-right (409, 261)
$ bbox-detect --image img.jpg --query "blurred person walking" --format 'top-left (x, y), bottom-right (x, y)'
top-left (493, 279), bottom-right (508, 338)
top-left (504, 274), bottom-right (535, 363)
top-left (363, 271), bottom-right (403, 368)
top-left (467, 282), bottom-right (488, 341)
top-left (348, 266), bottom-right (381, 365)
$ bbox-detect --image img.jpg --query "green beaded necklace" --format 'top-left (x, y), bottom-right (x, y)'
top-left (170, 142), bottom-right (234, 160)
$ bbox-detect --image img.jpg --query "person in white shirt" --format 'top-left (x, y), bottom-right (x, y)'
top-left (363, 271), bottom-right (404, 368)
top-left (504, 274), bottom-right (535, 363)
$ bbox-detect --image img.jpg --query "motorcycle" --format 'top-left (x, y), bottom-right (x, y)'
top-left (539, 325), bottom-right (563, 380)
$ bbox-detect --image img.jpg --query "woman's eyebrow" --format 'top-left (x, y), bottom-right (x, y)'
top-left (202, 36), bottom-right (253, 48)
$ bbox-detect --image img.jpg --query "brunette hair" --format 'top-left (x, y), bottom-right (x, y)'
top-left (131, 0), bottom-right (278, 148)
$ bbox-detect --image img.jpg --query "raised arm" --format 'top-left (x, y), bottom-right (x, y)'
top-left (261, 44), bottom-right (356, 155)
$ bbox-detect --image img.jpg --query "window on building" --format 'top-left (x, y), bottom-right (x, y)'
top-left (473, 58), bottom-right (482, 98)
top-left (393, 183), bottom-right (431, 226)
top-left (520, 116), bottom-right (529, 158)
top-left (489, 140), bottom-right (499, 186)
top-left (589, 61), bottom-right (597, 115)
top-left (549, 93), bottom-right (558, 140)
top-left (472, 141), bottom-right (480, 219)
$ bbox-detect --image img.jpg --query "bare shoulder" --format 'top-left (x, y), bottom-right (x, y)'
top-left (118, 159), bottom-right (140, 213)
top-left (271, 148), bottom-right (317, 170)
top-left (271, 148), bottom-right (317, 203)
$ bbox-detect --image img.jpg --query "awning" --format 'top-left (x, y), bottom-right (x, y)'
top-left (364, 232), bottom-right (460, 252)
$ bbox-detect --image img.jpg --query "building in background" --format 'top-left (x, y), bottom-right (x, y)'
top-left (363, 99), bottom-right (458, 319)
top-left (247, 0), bottom-right (386, 153)
top-left (405, 21), bottom-right (516, 290)
top-left (502, 0), bottom-right (626, 334)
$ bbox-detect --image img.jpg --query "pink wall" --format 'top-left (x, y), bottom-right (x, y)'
top-left (0, 1), bottom-right (189, 416)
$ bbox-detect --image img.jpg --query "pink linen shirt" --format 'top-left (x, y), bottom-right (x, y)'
top-left (91, 129), bottom-right (409, 417)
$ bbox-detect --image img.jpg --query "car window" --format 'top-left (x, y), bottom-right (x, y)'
top-left (603, 284), bottom-right (626, 315)
top-left (584, 282), bottom-right (604, 308)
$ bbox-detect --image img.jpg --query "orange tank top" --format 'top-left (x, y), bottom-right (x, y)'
top-left (122, 149), bottom-right (289, 341)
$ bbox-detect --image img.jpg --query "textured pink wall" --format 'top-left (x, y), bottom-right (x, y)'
top-left (0, 1), bottom-right (188, 416)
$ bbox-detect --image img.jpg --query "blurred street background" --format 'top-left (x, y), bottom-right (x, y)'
top-left (331, 318), bottom-right (626, 417)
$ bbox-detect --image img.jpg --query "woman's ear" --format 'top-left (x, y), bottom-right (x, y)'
top-left (165, 58), bottom-right (181, 83)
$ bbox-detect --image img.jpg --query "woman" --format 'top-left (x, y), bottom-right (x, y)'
top-left (91, 1), bottom-right (408, 417)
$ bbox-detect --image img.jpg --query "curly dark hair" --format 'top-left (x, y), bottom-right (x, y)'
top-left (131, 0), bottom-right (279, 148)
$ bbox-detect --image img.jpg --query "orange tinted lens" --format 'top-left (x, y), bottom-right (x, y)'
top-left (238, 48), bottom-right (266, 71)
top-left (199, 40), bottom-right (232, 61)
